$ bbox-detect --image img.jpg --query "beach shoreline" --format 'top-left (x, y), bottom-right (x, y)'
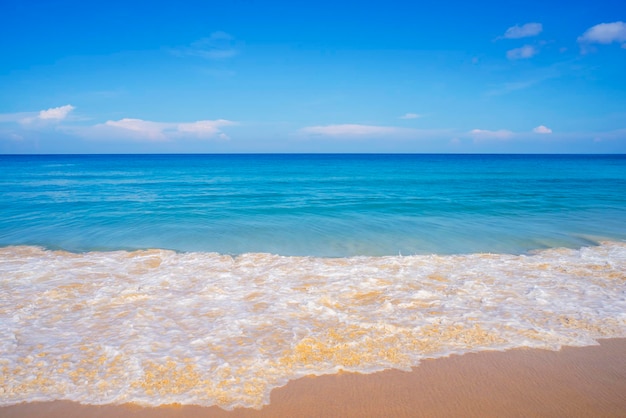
top-left (2, 338), bottom-right (624, 418)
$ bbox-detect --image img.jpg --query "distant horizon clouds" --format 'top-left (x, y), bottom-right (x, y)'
top-left (19, 104), bottom-right (76, 124)
top-left (38, 105), bottom-right (75, 121)
top-left (49, 117), bottom-right (237, 143)
top-left (98, 118), bottom-right (236, 141)
top-left (533, 125), bottom-right (553, 134)
top-left (301, 124), bottom-right (405, 137)
top-left (399, 113), bottom-right (423, 119)
top-left (470, 129), bottom-right (514, 141)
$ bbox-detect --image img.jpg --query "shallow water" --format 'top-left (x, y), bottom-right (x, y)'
top-left (1, 242), bottom-right (625, 409)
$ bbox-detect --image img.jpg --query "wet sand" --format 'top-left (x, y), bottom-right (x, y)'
top-left (2, 338), bottom-right (625, 418)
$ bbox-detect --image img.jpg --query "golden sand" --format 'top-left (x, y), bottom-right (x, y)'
top-left (1, 338), bottom-right (624, 418)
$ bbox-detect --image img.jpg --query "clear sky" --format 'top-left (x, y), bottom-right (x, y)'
top-left (1, 0), bottom-right (625, 153)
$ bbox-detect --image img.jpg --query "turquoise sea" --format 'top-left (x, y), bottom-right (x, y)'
top-left (1, 154), bottom-right (625, 256)
top-left (1, 154), bottom-right (625, 409)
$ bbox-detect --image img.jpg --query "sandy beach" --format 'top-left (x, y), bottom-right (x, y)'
top-left (2, 338), bottom-right (624, 418)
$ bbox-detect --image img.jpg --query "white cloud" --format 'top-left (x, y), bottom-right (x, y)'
top-left (301, 124), bottom-right (405, 137)
top-left (470, 129), bottom-right (514, 141)
top-left (533, 125), bottom-right (552, 134)
top-left (38, 104), bottom-right (75, 120)
top-left (578, 21), bottom-right (626, 45)
top-left (177, 119), bottom-right (235, 139)
top-left (19, 104), bottom-right (75, 124)
top-left (506, 45), bottom-right (538, 60)
top-left (2, 105), bottom-right (236, 143)
top-left (175, 32), bottom-right (239, 59)
top-left (299, 124), bottom-right (455, 142)
top-left (502, 23), bottom-right (543, 39)
top-left (105, 119), bottom-right (169, 140)
top-left (399, 113), bottom-right (422, 119)
top-left (95, 118), bottom-right (235, 141)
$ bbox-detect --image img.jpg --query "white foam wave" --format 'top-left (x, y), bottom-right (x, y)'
top-left (0, 242), bottom-right (625, 409)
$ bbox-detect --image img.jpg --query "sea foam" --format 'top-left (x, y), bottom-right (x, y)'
top-left (1, 242), bottom-right (625, 409)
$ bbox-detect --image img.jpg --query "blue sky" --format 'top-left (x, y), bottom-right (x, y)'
top-left (1, 0), bottom-right (625, 153)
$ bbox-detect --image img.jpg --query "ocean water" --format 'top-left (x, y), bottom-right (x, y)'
top-left (2, 154), bottom-right (626, 256)
top-left (1, 154), bottom-right (625, 409)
